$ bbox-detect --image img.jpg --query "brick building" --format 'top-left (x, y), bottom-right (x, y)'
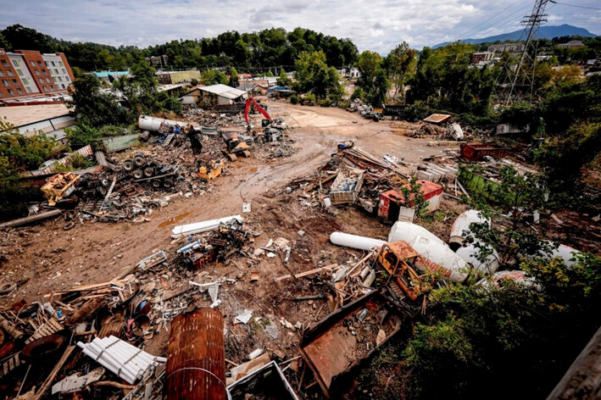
top-left (0, 48), bottom-right (74, 102)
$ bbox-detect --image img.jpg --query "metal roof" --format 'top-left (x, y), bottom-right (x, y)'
top-left (198, 84), bottom-right (246, 100)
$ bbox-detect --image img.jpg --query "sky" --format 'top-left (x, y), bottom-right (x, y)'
top-left (0, 0), bottom-right (599, 53)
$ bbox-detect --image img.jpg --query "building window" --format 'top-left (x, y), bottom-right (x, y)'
top-left (0, 70), bottom-right (3, 77)
top-left (37, 61), bottom-right (43, 67)
top-left (17, 88), bottom-right (23, 94)
top-left (42, 86), bottom-right (47, 91)
top-left (2, 79), bottom-right (9, 86)
top-left (1, 60), bottom-right (8, 66)
top-left (42, 69), bottom-right (46, 73)
top-left (54, 69), bottom-right (58, 74)
top-left (17, 69), bottom-right (23, 76)
top-left (35, 70), bottom-right (40, 76)
top-left (26, 87), bottom-right (32, 93)
top-left (7, 69), bottom-right (13, 76)
top-left (12, 79), bottom-right (17, 84)
top-left (58, 61), bottom-right (64, 66)
top-left (58, 76), bottom-right (62, 82)
top-left (8, 89), bottom-right (14, 95)
top-left (50, 85), bottom-right (54, 90)
top-left (65, 76), bottom-right (70, 82)
top-left (30, 60), bottom-right (35, 67)
top-left (61, 84), bottom-right (65, 89)
top-left (46, 78), bottom-right (51, 83)
top-left (22, 78), bottom-right (29, 84)
top-left (38, 78), bottom-right (43, 83)
top-left (51, 61), bottom-right (56, 66)
top-left (62, 68), bottom-right (67, 74)
top-left (12, 59), bottom-right (20, 67)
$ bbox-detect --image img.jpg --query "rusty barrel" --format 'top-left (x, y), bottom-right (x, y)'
top-left (167, 308), bottom-right (226, 400)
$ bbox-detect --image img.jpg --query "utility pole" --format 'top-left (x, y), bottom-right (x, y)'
top-left (502, 0), bottom-right (555, 105)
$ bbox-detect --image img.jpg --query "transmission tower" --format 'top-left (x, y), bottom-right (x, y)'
top-left (500, 0), bottom-right (555, 105)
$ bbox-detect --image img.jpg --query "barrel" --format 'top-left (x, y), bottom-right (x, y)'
top-left (167, 308), bottom-right (226, 400)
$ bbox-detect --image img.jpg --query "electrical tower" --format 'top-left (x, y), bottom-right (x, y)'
top-left (500, 0), bottom-right (555, 105)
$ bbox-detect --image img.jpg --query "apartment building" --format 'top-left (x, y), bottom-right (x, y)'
top-left (0, 48), bottom-right (74, 101)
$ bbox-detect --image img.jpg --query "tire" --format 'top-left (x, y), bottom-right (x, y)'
top-left (143, 167), bottom-right (155, 177)
top-left (133, 155), bottom-right (146, 168)
top-left (97, 186), bottom-right (107, 196)
top-left (151, 180), bottom-right (162, 189)
top-left (162, 179), bottom-right (174, 189)
top-left (64, 221), bottom-right (76, 231)
top-left (0, 282), bottom-right (16, 295)
top-left (100, 178), bottom-right (111, 187)
top-left (64, 211), bottom-right (76, 221)
top-left (123, 160), bottom-right (134, 172)
top-left (133, 170), bottom-right (144, 179)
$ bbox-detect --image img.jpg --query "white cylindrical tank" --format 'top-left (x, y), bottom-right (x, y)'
top-left (408, 236), bottom-right (469, 283)
top-left (477, 270), bottom-right (538, 290)
top-left (551, 244), bottom-right (582, 268)
top-left (388, 221), bottom-right (445, 245)
top-left (330, 232), bottom-right (386, 251)
top-left (456, 244), bottom-right (500, 275)
top-left (449, 210), bottom-right (490, 251)
top-left (138, 115), bottom-right (188, 132)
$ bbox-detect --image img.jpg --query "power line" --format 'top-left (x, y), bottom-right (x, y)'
top-left (554, 1), bottom-right (601, 11)
top-left (457, 0), bottom-right (528, 39)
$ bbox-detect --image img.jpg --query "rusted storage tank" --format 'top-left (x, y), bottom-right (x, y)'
top-left (167, 308), bottom-right (226, 400)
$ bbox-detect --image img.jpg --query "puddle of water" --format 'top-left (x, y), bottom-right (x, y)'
top-left (158, 211), bottom-right (191, 228)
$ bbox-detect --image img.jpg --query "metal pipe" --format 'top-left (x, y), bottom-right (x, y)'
top-left (0, 209), bottom-right (61, 229)
top-left (329, 232), bottom-right (386, 251)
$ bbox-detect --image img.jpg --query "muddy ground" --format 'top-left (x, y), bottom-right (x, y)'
top-left (6, 99), bottom-right (591, 399)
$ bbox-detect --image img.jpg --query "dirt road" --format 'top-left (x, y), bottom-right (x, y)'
top-left (0, 102), bottom-right (446, 305)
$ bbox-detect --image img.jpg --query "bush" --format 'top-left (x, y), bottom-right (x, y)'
top-left (290, 94), bottom-right (298, 105)
top-left (351, 87), bottom-right (365, 101)
top-left (404, 101), bottom-right (432, 121)
top-left (304, 93), bottom-right (316, 103)
top-left (190, 78), bottom-right (199, 87)
top-left (65, 124), bottom-right (102, 147)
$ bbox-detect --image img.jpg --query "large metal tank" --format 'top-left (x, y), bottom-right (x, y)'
top-left (167, 308), bottom-right (226, 400)
top-left (449, 210), bottom-right (490, 251)
top-left (138, 115), bottom-right (188, 132)
top-left (388, 221), bottom-right (445, 245)
top-left (408, 235), bottom-right (470, 283)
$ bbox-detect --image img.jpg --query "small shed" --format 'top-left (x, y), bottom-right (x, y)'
top-left (198, 84), bottom-right (247, 105)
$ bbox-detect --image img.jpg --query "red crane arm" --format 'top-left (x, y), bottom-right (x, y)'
top-left (244, 97), bottom-right (271, 124)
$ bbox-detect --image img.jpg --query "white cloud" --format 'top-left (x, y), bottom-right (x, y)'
top-left (0, 0), bottom-right (598, 54)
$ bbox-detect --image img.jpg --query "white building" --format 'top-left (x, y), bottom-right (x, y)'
top-left (6, 53), bottom-right (39, 95)
top-left (42, 53), bottom-right (72, 90)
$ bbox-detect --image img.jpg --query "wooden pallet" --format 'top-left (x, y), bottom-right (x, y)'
top-left (25, 318), bottom-right (64, 344)
top-left (0, 352), bottom-right (25, 378)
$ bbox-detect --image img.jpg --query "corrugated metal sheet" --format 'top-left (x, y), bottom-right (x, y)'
top-left (102, 134), bottom-right (140, 153)
top-left (167, 308), bottom-right (226, 400)
top-left (199, 84), bottom-right (246, 100)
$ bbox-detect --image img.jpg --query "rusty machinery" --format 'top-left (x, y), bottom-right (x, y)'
top-left (376, 241), bottom-right (432, 301)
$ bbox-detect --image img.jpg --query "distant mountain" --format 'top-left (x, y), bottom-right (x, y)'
top-left (433, 24), bottom-right (598, 49)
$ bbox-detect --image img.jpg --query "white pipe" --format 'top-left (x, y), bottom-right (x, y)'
top-left (80, 346), bottom-right (137, 383)
top-left (171, 215), bottom-right (244, 238)
top-left (87, 340), bottom-right (140, 382)
top-left (330, 232), bottom-right (386, 251)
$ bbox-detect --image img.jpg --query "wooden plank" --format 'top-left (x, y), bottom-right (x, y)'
top-left (273, 264), bottom-right (337, 283)
top-left (33, 346), bottom-right (75, 400)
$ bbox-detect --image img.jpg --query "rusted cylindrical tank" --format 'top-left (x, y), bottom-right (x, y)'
top-left (167, 308), bottom-right (226, 400)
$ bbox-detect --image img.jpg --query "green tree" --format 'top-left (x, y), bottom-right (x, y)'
top-left (384, 42), bottom-right (417, 101)
top-left (357, 50), bottom-right (390, 106)
top-left (201, 69), bottom-right (228, 85)
top-left (227, 66), bottom-right (240, 87)
top-left (277, 69), bottom-right (291, 87)
top-left (67, 74), bottom-right (130, 128)
top-left (293, 51), bottom-right (343, 100)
